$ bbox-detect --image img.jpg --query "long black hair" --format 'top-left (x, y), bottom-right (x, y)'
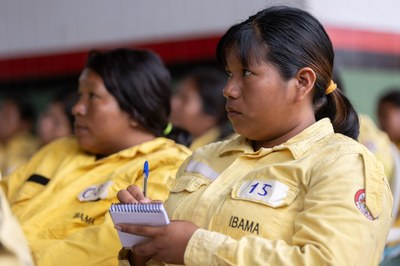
top-left (216, 6), bottom-right (359, 140)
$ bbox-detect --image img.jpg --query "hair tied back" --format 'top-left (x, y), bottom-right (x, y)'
top-left (325, 80), bottom-right (337, 95)
top-left (163, 123), bottom-right (173, 135)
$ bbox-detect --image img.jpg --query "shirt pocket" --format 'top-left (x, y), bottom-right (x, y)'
top-left (167, 174), bottom-right (211, 193)
top-left (166, 174), bottom-right (212, 219)
top-left (212, 179), bottom-right (300, 241)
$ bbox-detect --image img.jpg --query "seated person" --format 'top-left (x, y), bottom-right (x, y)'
top-left (0, 97), bottom-right (38, 176)
top-left (37, 89), bottom-right (78, 147)
top-left (0, 48), bottom-right (191, 266)
top-left (171, 67), bottom-right (235, 150)
top-left (377, 89), bottom-right (400, 265)
top-left (377, 89), bottom-right (400, 150)
top-left (116, 6), bottom-right (392, 266)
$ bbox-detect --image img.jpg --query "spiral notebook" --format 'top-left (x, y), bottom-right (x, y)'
top-left (109, 203), bottom-right (170, 247)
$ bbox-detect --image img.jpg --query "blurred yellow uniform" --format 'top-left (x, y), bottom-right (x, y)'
top-left (1, 137), bottom-right (190, 266)
top-left (189, 127), bottom-right (221, 151)
top-left (153, 118), bottom-right (392, 266)
top-left (0, 132), bottom-right (38, 176)
top-left (0, 186), bottom-right (34, 266)
top-left (358, 114), bottom-right (395, 183)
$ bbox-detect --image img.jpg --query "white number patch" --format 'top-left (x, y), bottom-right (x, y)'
top-left (236, 180), bottom-right (290, 207)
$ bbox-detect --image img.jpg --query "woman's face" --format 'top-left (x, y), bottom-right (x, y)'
top-left (0, 101), bottom-right (21, 142)
top-left (223, 51), bottom-right (308, 148)
top-left (72, 68), bottom-right (134, 155)
top-left (378, 101), bottom-right (400, 143)
top-left (38, 102), bottom-right (72, 145)
top-left (171, 78), bottom-right (216, 137)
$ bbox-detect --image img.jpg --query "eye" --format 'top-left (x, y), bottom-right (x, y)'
top-left (225, 70), bottom-right (232, 79)
top-left (242, 69), bottom-right (252, 77)
top-left (88, 92), bottom-right (97, 99)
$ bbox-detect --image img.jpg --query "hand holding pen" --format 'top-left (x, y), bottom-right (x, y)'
top-left (116, 160), bottom-right (151, 203)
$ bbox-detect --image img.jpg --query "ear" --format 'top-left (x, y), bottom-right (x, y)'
top-left (293, 67), bottom-right (316, 102)
top-left (128, 116), bottom-right (140, 128)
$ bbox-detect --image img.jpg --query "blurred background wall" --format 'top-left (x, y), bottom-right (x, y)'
top-left (0, 0), bottom-right (399, 121)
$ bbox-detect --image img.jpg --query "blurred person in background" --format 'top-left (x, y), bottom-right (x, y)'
top-left (170, 67), bottom-right (235, 151)
top-left (378, 88), bottom-right (400, 266)
top-left (36, 89), bottom-right (78, 147)
top-left (378, 89), bottom-right (400, 149)
top-left (0, 48), bottom-right (191, 266)
top-left (0, 97), bottom-right (38, 176)
top-left (0, 183), bottom-right (34, 266)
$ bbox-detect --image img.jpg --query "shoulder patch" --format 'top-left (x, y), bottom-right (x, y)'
top-left (77, 180), bottom-right (113, 202)
top-left (354, 189), bottom-right (375, 220)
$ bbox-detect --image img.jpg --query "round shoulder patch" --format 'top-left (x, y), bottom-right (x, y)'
top-left (354, 189), bottom-right (375, 220)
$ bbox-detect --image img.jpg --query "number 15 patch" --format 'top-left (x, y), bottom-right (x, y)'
top-left (232, 180), bottom-right (298, 208)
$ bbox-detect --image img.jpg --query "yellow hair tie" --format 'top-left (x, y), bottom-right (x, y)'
top-left (325, 80), bottom-right (337, 95)
top-left (163, 122), bottom-right (173, 135)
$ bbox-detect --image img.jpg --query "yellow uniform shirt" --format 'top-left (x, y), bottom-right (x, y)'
top-left (1, 137), bottom-right (190, 266)
top-left (154, 118), bottom-right (392, 266)
top-left (189, 127), bottom-right (222, 151)
top-left (0, 186), bottom-right (34, 266)
top-left (0, 132), bottom-right (38, 176)
top-left (358, 114), bottom-right (394, 182)
top-left (190, 126), bottom-right (237, 151)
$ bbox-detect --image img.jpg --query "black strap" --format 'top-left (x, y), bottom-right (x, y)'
top-left (27, 174), bottom-right (50, 185)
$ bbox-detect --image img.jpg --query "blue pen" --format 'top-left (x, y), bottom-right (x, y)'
top-left (143, 160), bottom-right (149, 198)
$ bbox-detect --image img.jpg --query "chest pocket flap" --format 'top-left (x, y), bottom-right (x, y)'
top-left (232, 179), bottom-right (299, 208)
top-left (168, 175), bottom-right (211, 193)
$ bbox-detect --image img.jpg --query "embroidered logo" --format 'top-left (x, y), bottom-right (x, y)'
top-left (354, 189), bottom-right (374, 220)
top-left (77, 180), bottom-right (113, 202)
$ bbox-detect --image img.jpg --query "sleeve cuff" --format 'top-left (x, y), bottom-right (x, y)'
top-left (184, 228), bottom-right (231, 266)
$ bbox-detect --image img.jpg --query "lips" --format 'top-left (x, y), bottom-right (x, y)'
top-left (74, 122), bottom-right (89, 135)
top-left (226, 105), bottom-right (242, 119)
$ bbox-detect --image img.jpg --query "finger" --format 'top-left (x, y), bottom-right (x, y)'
top-left (116, 224), bottom-right (164, 238)
top-left (132, 240), bottom-right (158, 257)
top-left (117, 189), bottom-right (138, 203)
top-left (126, 185), bottom-right (150, 203)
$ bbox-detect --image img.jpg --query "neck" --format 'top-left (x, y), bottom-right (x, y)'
top-left (253, 115), bottom-right (315, 151)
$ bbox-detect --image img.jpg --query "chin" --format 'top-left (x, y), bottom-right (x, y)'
top-left (76, 139), bottom-right (96, 154)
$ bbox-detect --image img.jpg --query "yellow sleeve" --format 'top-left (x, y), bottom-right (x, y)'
top-left (184, 154), bottom-right (393, 266)
top-left (28, 213), bottom-right (122, 265)
top-left (0, 138), bottom-right (70, 201)
top-left (0, 162), bottom-right (30, 201)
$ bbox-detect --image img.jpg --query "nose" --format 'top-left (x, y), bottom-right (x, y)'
top-left (71, 96), bottom-right (87, 116)
top-left (223, 79), bottom-right (241, 99)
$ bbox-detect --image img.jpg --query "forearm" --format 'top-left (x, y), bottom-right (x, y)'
top-left (184, 229), bottom-right (335, 266)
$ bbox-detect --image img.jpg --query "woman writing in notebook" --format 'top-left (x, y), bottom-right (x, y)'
top-left (117, 6), bottom-right (393, 266)
top-left (0, 48), bottom-right (191, 266)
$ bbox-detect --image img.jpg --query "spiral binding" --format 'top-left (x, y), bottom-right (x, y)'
top-left (110, 203), bottom-right (164, 213)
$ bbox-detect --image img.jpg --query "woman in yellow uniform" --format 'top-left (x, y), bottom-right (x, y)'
top-left (0, 49), bottom-right (191, 266)
top-left (117, 6), bottom-right (393, 266)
